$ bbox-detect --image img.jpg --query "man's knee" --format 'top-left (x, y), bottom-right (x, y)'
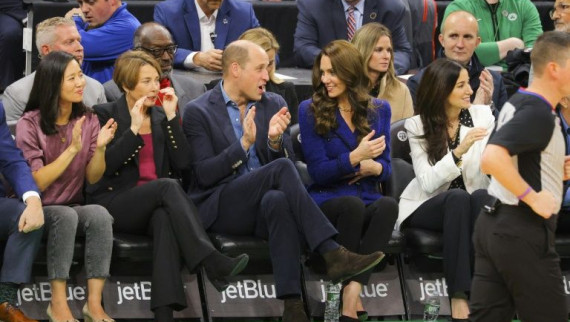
top-left (261, 190), bottom-right (288, 210)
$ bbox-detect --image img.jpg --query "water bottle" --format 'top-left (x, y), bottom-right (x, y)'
top-left (423, 296), bottom-right (440, 322)
top-left (323, 282), bottom-right (342, 322)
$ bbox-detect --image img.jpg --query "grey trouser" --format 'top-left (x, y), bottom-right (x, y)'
top-left (43, 205), bottom-right (113, 280)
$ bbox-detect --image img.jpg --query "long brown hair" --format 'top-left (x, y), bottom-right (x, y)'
top-left (310, 40), bottom-right (373, 141)
top-left (416, 58), bottom-right (466, 165)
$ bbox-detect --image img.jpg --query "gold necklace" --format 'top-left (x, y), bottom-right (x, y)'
top-left (56, 124), bottom-right (68, 143)
top-left (339, 105), bottom-right (353, 113)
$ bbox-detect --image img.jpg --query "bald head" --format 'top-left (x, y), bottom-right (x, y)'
top-left (439, 10), bottom-right (481, 65)
top-left (441, 11), bottom-right (479, 35)
top-left (222, 40), bottom-right (266, 76)
top-left (133, 22), bottom-right (172, 48)
top-left (133, 22), bottom-right (175, 77)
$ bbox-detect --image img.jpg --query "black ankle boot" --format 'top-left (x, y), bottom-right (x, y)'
top-left (322, 246), bottom-right (385, 283)
top-left (202, 252), bottom-right (249, 291)
top-left (282, 298), bottom-right (309, 322)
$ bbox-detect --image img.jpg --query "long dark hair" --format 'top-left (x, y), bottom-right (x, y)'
top-left (416, 58), bottom-right (466, 165)
top-left (310, 40), bottom-right (373, 142)
top-left (24, 51), bottom-right (87, 135)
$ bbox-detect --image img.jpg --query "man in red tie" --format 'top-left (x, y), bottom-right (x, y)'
top-left (103, 22), bottom-right (207, 118)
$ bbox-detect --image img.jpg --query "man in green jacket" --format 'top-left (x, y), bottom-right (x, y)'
top-left (443, 0), bottom-right (543, 67)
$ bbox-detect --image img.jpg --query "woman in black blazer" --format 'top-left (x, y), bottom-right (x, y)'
top-left (87, 51), bottom-right (248, 322)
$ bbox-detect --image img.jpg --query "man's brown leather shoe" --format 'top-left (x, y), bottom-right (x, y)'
top-left (0, 302), bottom-right (37, 322)
top-left (323, 246), bottom-right (385, 283)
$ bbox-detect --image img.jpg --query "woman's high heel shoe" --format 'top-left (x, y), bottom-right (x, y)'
top-left (82, 303), bottom-right (115, 322)
top-left (46, 304), bottom-right (79, 322)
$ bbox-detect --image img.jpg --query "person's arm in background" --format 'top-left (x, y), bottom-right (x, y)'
top-left (520, 0), bottom-right (543, 48)
top-left (385, 2), bottom-right (412, 74)
top-left (293, 0), bottom-right (324, 68)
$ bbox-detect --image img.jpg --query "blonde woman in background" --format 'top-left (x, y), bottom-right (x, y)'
top-left (239, 27), bottom-right (300, 123)
top-left (352, 23), bottom-right (413, 124)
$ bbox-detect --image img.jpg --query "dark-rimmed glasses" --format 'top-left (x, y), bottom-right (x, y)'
top-left (137, 45), bottom-right (178, 57)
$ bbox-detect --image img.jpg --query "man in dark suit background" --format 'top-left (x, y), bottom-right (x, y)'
top-left (154, 0), bottom-right (260, 71)
top-left (0, 105), bottom-right (44, 322)
top-left (294, 0), bottom-right (412, 74)
top-left (0, 0), bottom-right (25, 92)
top-left (103, 22), bottom-right (206, 117)
top-left (183, 40), bottom-right (385, 321)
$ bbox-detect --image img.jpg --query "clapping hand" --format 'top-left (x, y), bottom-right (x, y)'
top-left (97, 118), bottom-right (117, 148)
top-left (268, 107), bottom-right (291, 142)
top-left (241, 106), bottom-right (257, 151)
top-left (69, 116), bottom-right (85, 154)
top-left (454, 127), bottom-right (487, 157)
top-left (353, 131), bottom-right (385, 161)
top-left (348, 159), bottom-right (383, 185)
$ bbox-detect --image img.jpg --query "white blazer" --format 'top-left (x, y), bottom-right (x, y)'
top-left (396, 105), bottom-right (495, 230)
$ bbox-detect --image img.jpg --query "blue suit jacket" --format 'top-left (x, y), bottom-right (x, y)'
top-left (182, 84), bottom-right (293, 228)
top-left (298, 98), bottom-right (391, 206)
top-left (294, 0), bottom-right (412, 74)
top-left (154, 0), bottom-right (260, 69)
top-left (0, 104), bottom-right (38, 199)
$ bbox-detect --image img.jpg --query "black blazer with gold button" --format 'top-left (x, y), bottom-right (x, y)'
top-left (86, 95), bottom-right (191, 206)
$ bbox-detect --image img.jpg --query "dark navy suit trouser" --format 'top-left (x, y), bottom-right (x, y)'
top-left (0, 197), bottom-right (43, 283)
top-left (0, 13), bottom-right (24, 91)
top-left (209, 159), bottom-right (338, 297)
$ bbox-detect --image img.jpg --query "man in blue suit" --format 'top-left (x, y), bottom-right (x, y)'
top-left (154, 0), bottom-right (260, 71)
top-left (183, 40), bottom-right (385, 321)
top-left (294, 0), bottom-right (412, 74)
top-left (0, 104), bottom-right (44, 322)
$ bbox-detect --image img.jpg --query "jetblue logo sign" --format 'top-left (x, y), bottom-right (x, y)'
top-left (203, 274), bottom-right (283, 318)
top-left (304, 264), bottom-right (405, 317)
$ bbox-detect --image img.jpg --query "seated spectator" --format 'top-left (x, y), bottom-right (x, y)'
top-left (298, 40), bottom-right (398, 321)
top-left (16, 51), bottom-right (116, 322)
top-left (398, 58), bottom-right (495, 320)
top-left (407, 11), bottom-right (508, 113)
top-left (351, 23), bottom-right (413, 123)
top-left (238, 27), bottom-right (300, 123)
top-left (183, 40), bottom-right (385, 322)
top-left (294, 0), bottom-right (412, 74)
top-left (0, 0), bottom-right (25, 93)
top-left (65, 0), bottom-right (140, 83)
top-left (443, 0), bottom-right (543, 67)
top-left (103, 22), bottom-right (206, 117)
top-left (556, 100), bottom-right (570, 235)
top-left (552, 0), bottom-right (570, 33)
top-left (154, 0), bottom-right (260, 72)
top-left (89, 50), bottom-right (248, 322)
top-left (0, 102), bottom-right (44, 322)
top-left (3, 17), bottom-right (106, 123)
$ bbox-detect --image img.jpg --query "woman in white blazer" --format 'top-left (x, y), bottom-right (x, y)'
top-left (397, 59), bottom-right (495, 321)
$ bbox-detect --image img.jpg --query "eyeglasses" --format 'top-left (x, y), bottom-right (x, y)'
top-left (550, 3), bottom-right (570, 19)
top-left (137, 45), bottom-right (178, 57)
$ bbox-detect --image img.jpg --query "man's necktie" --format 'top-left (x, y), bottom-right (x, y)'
top-left (347, 6), bottom-right (356, 41)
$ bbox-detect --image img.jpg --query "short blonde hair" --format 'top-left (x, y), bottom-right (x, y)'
top-left (239, 27), bottom-right (283, 84)
top-left (113, 50), bottom-right (161, 93)
top-left (35, 17), bottom-right (76, 56)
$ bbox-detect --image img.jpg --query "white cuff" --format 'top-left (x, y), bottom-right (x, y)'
top-left (184, 52), bottom-right (199, 69)
top-left (22, 191), bottom-right (40, 204)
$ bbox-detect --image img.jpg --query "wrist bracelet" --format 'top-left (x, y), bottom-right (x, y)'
top-left (268, 134), bottom-right (282, 145)
top-left (517, 186), bottom-right (533, 200)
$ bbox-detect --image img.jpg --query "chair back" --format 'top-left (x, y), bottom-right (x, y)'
top-left (390, 118), bottom-right (412, 164)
